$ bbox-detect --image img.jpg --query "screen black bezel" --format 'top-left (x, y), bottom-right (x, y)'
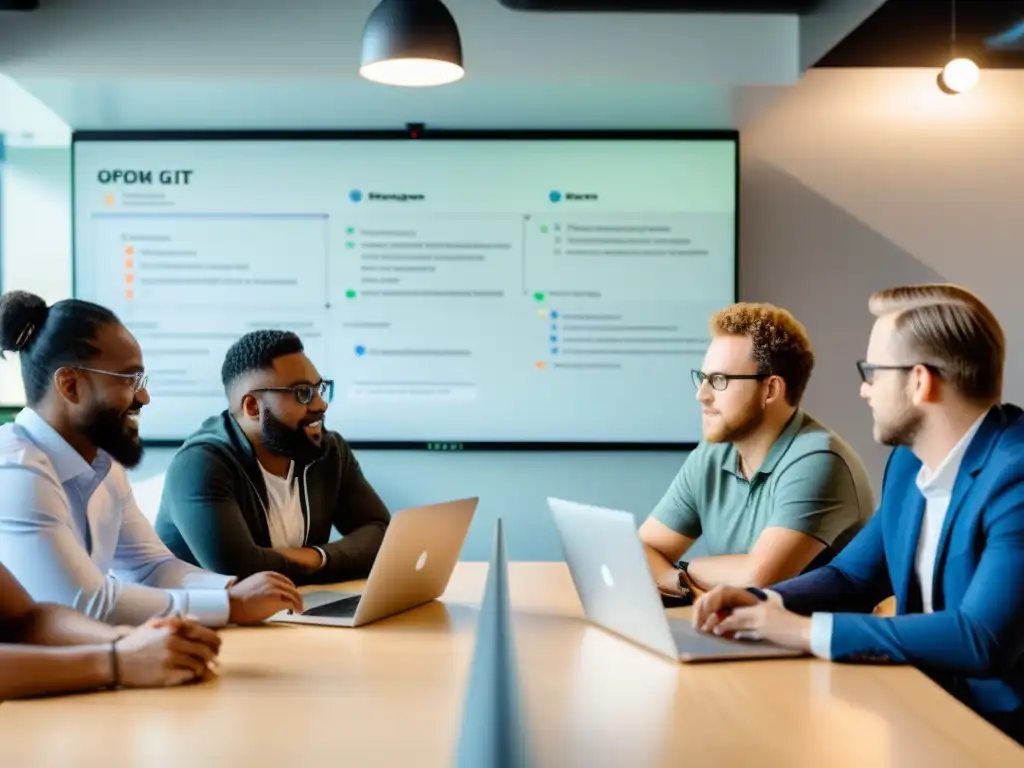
top-left (70, 129), bottom-right (739, 451)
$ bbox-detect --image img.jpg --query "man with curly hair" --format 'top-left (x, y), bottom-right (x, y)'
top-left (154, 330), bottom-right (390, 586)
top-left (640, 303), bottom-right (874, 598)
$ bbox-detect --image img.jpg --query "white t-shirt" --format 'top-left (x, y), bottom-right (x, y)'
top-left (257, 461), bottom-right (306, 549)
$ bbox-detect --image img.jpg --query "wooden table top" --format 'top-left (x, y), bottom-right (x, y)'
top-left (0, 562), bottom-right (1020, 767)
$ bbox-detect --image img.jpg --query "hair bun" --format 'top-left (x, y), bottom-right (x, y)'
top-left (0, 291), bottom-right (50, 354)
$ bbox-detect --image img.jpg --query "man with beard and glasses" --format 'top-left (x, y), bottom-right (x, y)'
top-left (639, 303), bottom-right (874, 599)
top-left (0, 291), bottom-right (304, 627)
top-left (693, 284), bottom-right (1024, 746)
top-left (154, 330), bottom-right (390, 586)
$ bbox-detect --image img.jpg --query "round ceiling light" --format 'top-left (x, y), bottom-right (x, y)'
top-left (360, 0), bottom-right (464, 87)
top-left (937, 57), bottom-right (980, 95)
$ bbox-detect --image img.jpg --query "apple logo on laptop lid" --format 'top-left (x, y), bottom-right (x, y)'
top-left (416, 551), bottom-right (428, 571)
top-left (600, 564), bottom-right (615, 588)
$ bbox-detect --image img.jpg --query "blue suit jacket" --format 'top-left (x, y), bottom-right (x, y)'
top-left (774, 404), bottom-right (1024, 737)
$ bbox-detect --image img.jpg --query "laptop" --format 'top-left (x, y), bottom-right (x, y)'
top-left (547, 497), bottom-right (806, 663)
top-left (270, 496), bottom-right (478, 627)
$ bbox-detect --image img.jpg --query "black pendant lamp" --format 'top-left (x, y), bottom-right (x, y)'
top-left (360, 0), bottom-right (465, 87)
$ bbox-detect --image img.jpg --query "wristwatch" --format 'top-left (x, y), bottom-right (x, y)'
top-left (745, 587), bottom-right (768, 601)
top-left (676, 561), bottom-right (695, 600)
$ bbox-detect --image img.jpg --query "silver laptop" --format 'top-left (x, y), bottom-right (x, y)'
top-left (547, 497), bottom-right (806, 662)
top-left (271, 496), bottom-right (478, 627)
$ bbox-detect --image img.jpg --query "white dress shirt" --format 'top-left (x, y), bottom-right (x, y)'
top-left (806, 413), bottom-right (988, 658)
top-left (0, 408), bottom-right (234, 626)
top-left (258, 460), bottom-right (306, 549)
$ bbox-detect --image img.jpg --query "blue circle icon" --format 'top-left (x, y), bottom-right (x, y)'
top-left (349, 189), bottom-right (363, 203)
top-left (549, 190), bottom-right (562, 203)
top-left (354, 345), bottom-right (366, 356)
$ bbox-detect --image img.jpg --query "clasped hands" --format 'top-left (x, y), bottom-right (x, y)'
top-left (106, 571), bottom-right (304, 690)
top-left (691, 585), bottom-right (813, 652)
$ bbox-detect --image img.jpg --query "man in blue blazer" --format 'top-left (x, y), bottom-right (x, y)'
top-left (693, 283), bottom-right (1024, 745)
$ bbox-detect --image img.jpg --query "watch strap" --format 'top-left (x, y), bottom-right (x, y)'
top-left (676, 564), bottom-right (695, 600)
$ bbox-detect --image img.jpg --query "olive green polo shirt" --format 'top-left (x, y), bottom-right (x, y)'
top-left (650, 410), bottom-right (874, 558)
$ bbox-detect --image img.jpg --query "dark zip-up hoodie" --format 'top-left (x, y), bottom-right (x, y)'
top-left (154, 411), bottom-right (390, 585)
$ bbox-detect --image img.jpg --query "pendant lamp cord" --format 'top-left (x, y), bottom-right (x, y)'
top-left (950, 0), bottom-right (956, 57)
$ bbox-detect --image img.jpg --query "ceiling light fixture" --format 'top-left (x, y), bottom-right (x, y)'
top-left (359, 0), bottom-right (465, 87)
top-left (937, 0), bottom-right (979, 94)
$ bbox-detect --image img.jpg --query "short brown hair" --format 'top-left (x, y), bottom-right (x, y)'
top-left (868, 283), bottom-right (1005, 402)
top-left (710, 302), bottom-right (815, 406)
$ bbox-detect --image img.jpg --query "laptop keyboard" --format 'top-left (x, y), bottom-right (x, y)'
top-left (669, 619), bottom-right (765, 653)
top-left (302, 595), bottom-right (361, 618)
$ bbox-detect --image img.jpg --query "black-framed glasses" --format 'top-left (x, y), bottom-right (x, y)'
top-left (691, 369), bottom-right (769, 392)
top-left (251, 380), bottom-right (334, 405)
top-left (69, 366), bottom-right (149, 393)
top-left (856, 361), bottom-right (943, 385)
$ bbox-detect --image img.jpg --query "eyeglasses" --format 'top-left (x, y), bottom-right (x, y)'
top-left (70, 366), bottom-right (149, 393)
top-left (251, 380), bottom-right (334, 405)
top-left (856, 361), bottom-right (943, 384)
top-left (691, 369), bottom-right (769, 391)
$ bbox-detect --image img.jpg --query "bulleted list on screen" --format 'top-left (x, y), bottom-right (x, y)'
top-left (89, 213), bottom-right (330, 312)
top-left (338, 215), bottom-right (523, 300)
top-left (530, 306), bottom-right (708, 373)
top-left (332, 311), bottom-right (484, 405)
top-left (523, 212), bottom-right (731, 303)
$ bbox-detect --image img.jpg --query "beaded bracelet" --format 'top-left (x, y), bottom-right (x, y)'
top-left (109, 640), bottom-right (121, 689)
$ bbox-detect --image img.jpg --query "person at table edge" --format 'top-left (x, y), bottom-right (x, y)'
top-left (640, 302), bottom-right (875, 597)
top-left (0, 291), bottom-right (303, 628)
top-left (155, 329), bottom-right (391, 586)
top-left (0, 558), bottom-right (221, 700)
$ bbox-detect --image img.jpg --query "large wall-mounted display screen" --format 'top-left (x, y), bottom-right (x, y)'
top-left (73, 132), bottom-right (737, 448)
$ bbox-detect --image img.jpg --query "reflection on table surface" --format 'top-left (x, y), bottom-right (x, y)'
top-left (0, 563), bottom-right (1019, 767)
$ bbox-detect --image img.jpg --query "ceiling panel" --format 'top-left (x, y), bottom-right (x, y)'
top-left (497, 0), bottom-right (823, 11)
top-left (0, 0), bottom-right (799, 84)
top-left (816, 0), bottom-right (1024, 68)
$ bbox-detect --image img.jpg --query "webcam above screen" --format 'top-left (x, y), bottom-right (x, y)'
top-left (495, 0), bottom-right (823, 12)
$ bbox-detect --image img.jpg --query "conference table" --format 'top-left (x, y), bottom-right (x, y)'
top-left (1, 563), bottom-right (1020, 767)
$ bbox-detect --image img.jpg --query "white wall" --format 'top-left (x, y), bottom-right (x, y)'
top-left (740, 68), bottom-right (1024, 485)
top-left (0, 146), bottom-right (71, 403)
top-left (0, 74), bottom-right (71, 147)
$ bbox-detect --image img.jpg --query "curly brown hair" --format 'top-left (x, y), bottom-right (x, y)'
top-left (709, 302), bottom-right (815, 406)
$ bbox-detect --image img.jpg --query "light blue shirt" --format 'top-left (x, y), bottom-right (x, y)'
top-left (0, 408), bottom-right (233, 626)
top-left (803, 414), bottom-right (987, 659)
